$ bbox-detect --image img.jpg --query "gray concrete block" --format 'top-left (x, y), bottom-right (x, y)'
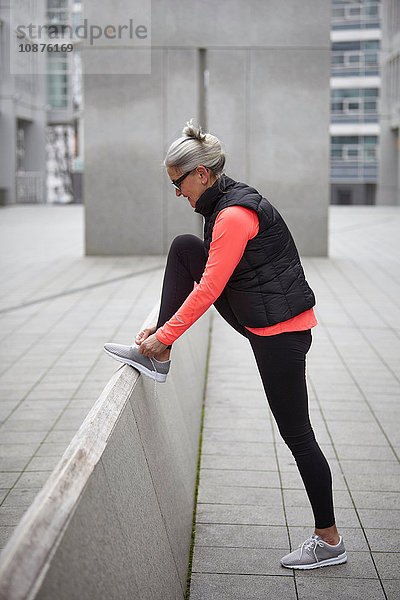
top-left (1, 489), bottom-right (39, 507)
top-left (199, 468), bottom-right (280, 489)
top-left (200, 454), bottom-right (277, 472)
top-left (100, 400), bottom-right (183, 599)
top-left (34, 443), bottom-right (68, 457)
top-left (196, 503), bottom-right (286, 527)
top-left (197, 484), bottom-right (282, 506)
top-left (202, 427), bottom-right (272, 444)
top-left (343, 473), bottom-right (400, 493)
top-left (130, 378), bottom-right (196, 588)
top-left (192, 545), bottom-right (288, 576)
top-left (382, 579), bottom-right (400, 600)
top-left (296, 577), bottom-right (385, 599)
top-left (13, 471), bottom-right (53, 490)
top-left (336, 445), bottom-right (396, 461)
top-left (25, 456), bottom-right (62, 471)
top-left (189, 573), bottom-right (296, 600)
top-left (351, 491), bottom-right (400, 511)
top-left (194, 523), bottom-right (289, 550)
top-left (358, 509), bottom-right (400, 530)
top-left (0, 473), bottom-right (19, 488)
top-left (35, 462), bottom-right (142, 600)
top-left (201, 440), bottom-right (275, 457)
top-left (365, 530), bottom-right (400, 553)
top-left (0, 444), bottom-right (38, 459)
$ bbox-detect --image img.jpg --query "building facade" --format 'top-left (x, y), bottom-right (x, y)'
top-left (330, 0), bottom-right (381, 205)
top-left (377, 0), bottom-right (400, 205)
top-left (0, 0), bottom-right (82, 205)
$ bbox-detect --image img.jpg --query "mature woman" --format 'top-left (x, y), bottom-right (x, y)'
top-left (104, 121), bottom-right (347, 570)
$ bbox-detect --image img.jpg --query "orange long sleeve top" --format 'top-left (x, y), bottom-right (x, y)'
top-left (156, 206), bottom-right (317, 346)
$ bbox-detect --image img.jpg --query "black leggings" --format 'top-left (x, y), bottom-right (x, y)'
top-left (156, 234), bottom-right (335, 529)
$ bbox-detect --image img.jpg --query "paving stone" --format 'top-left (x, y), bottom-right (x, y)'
top-left (296, 576), bottom-right (385, 599)
top-left (45, 430), bottom-right (76, 443)
top-left (351, 491), bottom-right (400, 511)
top-left (200, 454), bottom-right (277, 471)
top-left (0, 505), bottom-right (29, 526)
top-left (381, 579), bottom-right (400, 600)
top-left (189, 573), bottom-right (296, 600)
top-left (341, 459), bottom-right (400, 475)
top-left (199, 469), bottom-right (280, 489)
top-left (365, 529), bottom-right (400, 553)
top-left (202, 427), bottom-right (272, 444)
top-left (358, 509), bottom-right (400, 530)
top-left (192, 546), bottom-right (287, 576)
top-left (201, 439), bottom-right (275, 457)
top-left (25, 455), bottom-right (61, 471)
top-left (0, 444), bottom-right (38, 458)
top-left (196, 503), bottom-right (286, 527)
top-left (0, 473), bottom-right (19, 489)
top-left (336, 445), bottom-right (396, 461)
top-left (0, 419), bottom-right (58, 432)
top-left (327, 421), bottom-right (389, 446)
top-left (34, 442), bottom-right (68, 456)
top-left (1, 488), bottom-right (40, 507)
top-left (0, 489), bottom-right (10, 504)
top-left (197, 484), bottom-right (282, 506)
top-left (343, 473), bottom-right (400, 492)
top-left (13, 470), bottom-right (53, 489)
top-left (194, 523), bottom-right (289, 550)
top-left (0, 431), bottom-right (46, 444)
top-left (372, 553), bottom-right (400, 579)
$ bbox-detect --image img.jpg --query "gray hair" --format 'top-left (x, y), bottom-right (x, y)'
top-left (164, 119), bottom-right (226, 177)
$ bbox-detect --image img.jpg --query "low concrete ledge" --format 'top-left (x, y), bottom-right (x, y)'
top-left (0, 307), bottom-right (210, 600)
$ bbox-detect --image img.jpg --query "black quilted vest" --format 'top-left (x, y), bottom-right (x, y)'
top-left (194, 174), bottom-right (316, 327)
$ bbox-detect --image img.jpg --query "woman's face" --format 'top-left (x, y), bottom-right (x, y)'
top-left (167, 166), bottom-right (215, 208)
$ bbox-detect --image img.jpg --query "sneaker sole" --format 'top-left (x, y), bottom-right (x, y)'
top-left (103, 348), bottom-right (168, 383)
top-left (281, 552), bottom-right (347, 570)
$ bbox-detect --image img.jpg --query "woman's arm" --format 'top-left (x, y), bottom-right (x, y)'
top-left (155, 206), bottom-right (259, 346)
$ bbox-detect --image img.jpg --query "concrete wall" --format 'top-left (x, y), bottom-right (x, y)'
top-left (84, 0), bottom-right (330, 256)
top-left (0, 308), bottom-right (210, 600)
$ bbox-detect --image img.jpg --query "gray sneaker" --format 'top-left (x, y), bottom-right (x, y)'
top-left (103, 343), bottom-right (170, 383)
top-left (281, 534), bottom-right (347, 570)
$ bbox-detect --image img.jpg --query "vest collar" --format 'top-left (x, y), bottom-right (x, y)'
top-left (194, 174), bottom-right (236, 217)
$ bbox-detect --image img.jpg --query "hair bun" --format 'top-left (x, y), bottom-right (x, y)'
top-left (182, 118), bottom-right (207, 142)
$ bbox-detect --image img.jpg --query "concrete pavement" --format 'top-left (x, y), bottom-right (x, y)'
top-left (0, 203), bottom-right (399, 599)
top-left (190, 206), bottom-right (400, 599)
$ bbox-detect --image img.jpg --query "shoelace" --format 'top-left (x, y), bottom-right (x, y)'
top-left (149, 357), bottom-right (159, 402)
top-left (298, 536), bottom-right (324, 562)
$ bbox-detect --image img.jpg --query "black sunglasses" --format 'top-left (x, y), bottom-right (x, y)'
top-left (171, 169), bottom-right (194, 191)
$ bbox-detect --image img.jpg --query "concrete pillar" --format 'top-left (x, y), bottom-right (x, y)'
top-left (84, 0), bottom-right (330, 256)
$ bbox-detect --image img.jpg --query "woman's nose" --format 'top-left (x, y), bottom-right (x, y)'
top-left (175, 188), bottom-right (182, 197)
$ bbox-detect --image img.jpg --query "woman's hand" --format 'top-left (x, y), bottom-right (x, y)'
top-left (134, 325), bottom-right (156, 346)
top-left (137, 332), bottom-right (167, 358)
